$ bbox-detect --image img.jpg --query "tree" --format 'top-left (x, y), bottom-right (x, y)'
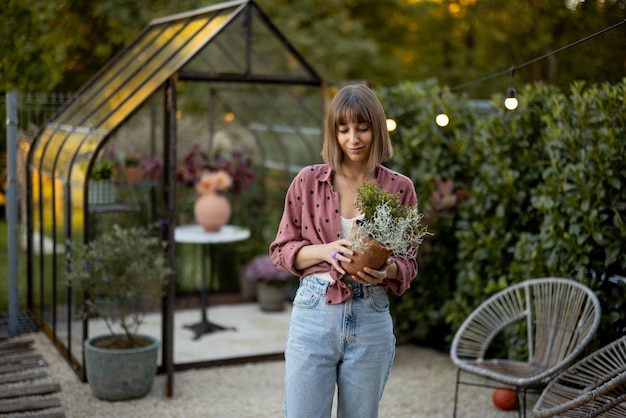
top-left (1, 0), bottom-right (623, 95)
top-left (0, 0), bottom-right (204, 92)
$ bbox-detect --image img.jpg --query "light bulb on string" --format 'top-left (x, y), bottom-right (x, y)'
top-left (504, 65), bottom-right (518, 111)
top-left (386, 118), bottom-right (397, 132)
top-left (436, 106), bottom-right (449, 127)
top-left (504, 87), bottom-right (518, 111)
top-left (435, 90), bottom-right (449, 127)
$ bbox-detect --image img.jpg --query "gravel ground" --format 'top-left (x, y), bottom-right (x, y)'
top-left (25, 331), bottom-right (527, 417)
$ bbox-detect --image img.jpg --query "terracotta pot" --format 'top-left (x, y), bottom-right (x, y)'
top-left (124, 166), bottom-right (143, 185)
top-left (342, 237), bottom-right (392, 276)
top-left (194, 193), bottom-right (231, 232)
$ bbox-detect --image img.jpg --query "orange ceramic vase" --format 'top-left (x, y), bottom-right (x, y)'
top-left (194, 193), bottom-right (231, 232)
top-left (342, 238), bottom-right (392, 276)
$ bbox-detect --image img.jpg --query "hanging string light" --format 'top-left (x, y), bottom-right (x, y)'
top-left (504, 66), bottom-right (518, 111)
top-left (386, 118), bottom-right (397, 132)
top-left (431, 19), bottom-right (626, 125)
top-left (435, 106), bottom-right (450, 127)
top-left (435, 91), bottom-right (449, 127)
top-left (504, 87), bottom-right (518, 111)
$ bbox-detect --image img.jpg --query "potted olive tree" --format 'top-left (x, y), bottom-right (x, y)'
top-left (66, 224), bottom-right (171, 401)
top-left (343, 182), bottom-right (430, 275)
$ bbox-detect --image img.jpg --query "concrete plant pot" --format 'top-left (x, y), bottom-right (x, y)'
top-left (84, 334), bottom-right (159, 401)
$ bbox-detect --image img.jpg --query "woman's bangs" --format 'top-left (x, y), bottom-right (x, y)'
top-left (336, 101), bottom-right (370, 125)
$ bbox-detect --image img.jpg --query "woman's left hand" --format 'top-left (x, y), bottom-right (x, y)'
top-left (352, 258), bottom-right (396, 285)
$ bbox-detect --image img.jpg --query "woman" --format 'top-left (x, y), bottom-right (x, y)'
top-left (270, 84), bottom-right (419, 418)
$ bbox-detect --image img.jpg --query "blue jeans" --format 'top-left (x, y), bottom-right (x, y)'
top-left (284, 275), bottom-right (396, 418)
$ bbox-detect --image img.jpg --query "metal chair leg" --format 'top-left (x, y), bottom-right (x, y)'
top-left (515, 387), bottom-right (528, 418)
top-left (453, 368), bottom-right (461, 418)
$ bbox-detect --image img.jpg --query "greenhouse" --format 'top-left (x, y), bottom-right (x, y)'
top-left (26, 0), bottom-right (324, 391)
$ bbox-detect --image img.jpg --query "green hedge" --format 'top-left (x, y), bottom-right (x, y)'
top-left (379, 79), bottom-right (626, 352)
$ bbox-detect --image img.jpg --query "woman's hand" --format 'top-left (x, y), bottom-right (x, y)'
top-left (326, 239), bottom-right (354, 275)
top-left (293, 239), bottom-right (354, 272)
top-left (352, 258), bottom-right (397, 285)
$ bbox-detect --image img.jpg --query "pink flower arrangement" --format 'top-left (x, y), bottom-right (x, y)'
top-left (177, 145), bottom-right (255, 196)
top-left (195, 170), bottom-right (233, 195)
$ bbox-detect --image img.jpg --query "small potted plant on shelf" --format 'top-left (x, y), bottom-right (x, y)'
top-left (343, 182), bottom-right (431, 275)
top-left (244, 254), bottom-right (292, 312)
top-left (123, 152), bottom-right (143, 185)
top-left (88, 157), bottom-right (117, 205)
top-left (65, 224), bottom-right (171, 401)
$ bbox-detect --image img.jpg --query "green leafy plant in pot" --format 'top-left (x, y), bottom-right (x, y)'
top-left (66, 224), bottom-right (171, 400)
top-left (90, 157), bottom-right (116, 181)
top-left (343, 182), bottom-right (431, 275)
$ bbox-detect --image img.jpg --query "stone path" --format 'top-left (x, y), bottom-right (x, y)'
top-left (0, 337), bottom-right (65, 417)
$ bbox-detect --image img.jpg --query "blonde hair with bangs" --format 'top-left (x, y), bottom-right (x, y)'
top-left (321, 84), bottom-right (393, 173)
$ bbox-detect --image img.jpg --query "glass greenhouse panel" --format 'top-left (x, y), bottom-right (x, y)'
top-left (249, 7), bottom-right (311, 77)
top-left (181, 7), bottom-right (316, 81)
top-left (59, 8), bottom-right (236, 130)
top-left (93, 15), bottom-right (230, 131)
top-left (68, 133), bottom-right (106, 188)
top-left (30, 127), bottom-right (56, 171)
top-left (175, 83), bottom-right (322, 170)
top-left (57, 29), bottom-right (164, 126)
top-left (104, 93), bottom-right (165, 162)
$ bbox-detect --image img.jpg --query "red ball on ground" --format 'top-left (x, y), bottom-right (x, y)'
top-left (492, 387), bottom-right (519, 411)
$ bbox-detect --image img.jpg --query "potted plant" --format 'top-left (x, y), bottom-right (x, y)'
top-left (244, 255), bottom-right (292, 311)
top-left (123, 152), bottom-right (143, 185)
top-left (66, 224), bottom-right (171, 401)
top-left (176, 145), bottom-right (256, 225)
top-left (88, 157), bottom-right (117, 205)
top-left (343, 182), bottom-right (430, 275)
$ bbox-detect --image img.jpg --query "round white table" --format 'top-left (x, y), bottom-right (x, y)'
top-left (175, 225), bottom-right (251, 339)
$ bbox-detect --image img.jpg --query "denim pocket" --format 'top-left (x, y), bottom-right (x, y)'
top-left (293, 286), bottom-right (323, 309)
top-left (367, 289), bottom-right (390, 312)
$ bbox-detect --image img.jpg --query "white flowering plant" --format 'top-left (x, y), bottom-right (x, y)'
top-left (352, 182), bottom-right (430, 259)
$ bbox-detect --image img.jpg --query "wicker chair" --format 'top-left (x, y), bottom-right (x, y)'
top-left (450, 278), bottom-right (601, 418)
top-left (532, 335), bottom-right (626, 418)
